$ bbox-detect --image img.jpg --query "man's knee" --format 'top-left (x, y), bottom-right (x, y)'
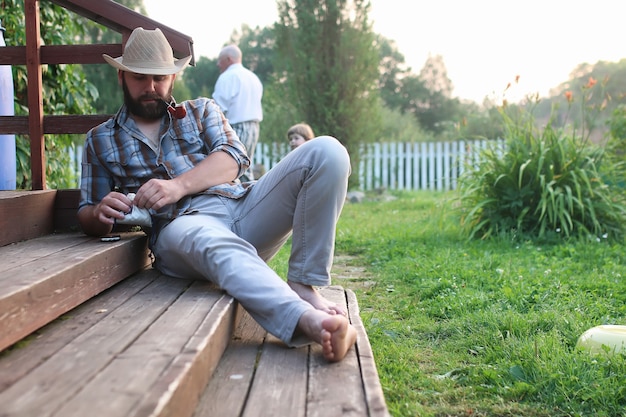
top-left (308, 136), bottom-right (351, 175)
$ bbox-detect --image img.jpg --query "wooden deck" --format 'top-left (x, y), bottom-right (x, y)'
top-left (0, 190), bottom-right (389, 417)
top-left (0, 275), bottom-right (387, 417)
top-left (197, 286), bottom-right (388, 417)
top-left (0, 269), bottom-right (238, 417)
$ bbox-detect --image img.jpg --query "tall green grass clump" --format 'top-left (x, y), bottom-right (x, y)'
top-left (459, 79), bottom-right (626, 241)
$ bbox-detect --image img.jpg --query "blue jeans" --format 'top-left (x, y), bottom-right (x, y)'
top-left (153, 136), bottom-right (350, 345)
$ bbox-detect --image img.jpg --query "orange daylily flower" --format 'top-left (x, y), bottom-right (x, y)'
top-left (585, 77), bottom-right (597, 88)
top-left (564, 91), bottom-right (573, 103)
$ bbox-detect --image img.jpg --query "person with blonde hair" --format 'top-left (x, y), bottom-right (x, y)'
top-left (287, 123), bottom-right (315, 151)
top-left (78, 27), bottom-right (356, 362)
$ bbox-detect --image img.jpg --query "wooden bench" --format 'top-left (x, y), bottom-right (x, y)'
top-left (0, 190), bottom-right (389, 417)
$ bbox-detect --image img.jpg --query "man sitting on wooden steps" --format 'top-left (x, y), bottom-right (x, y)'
top-left (76, 27), bottom-right (356, 362)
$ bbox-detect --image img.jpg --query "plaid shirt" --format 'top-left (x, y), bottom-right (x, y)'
top-left (78, 97), bottom-right (251, 222)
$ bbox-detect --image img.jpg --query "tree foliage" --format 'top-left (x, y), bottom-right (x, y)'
top-left (275, 0), bottom-right (382, 165)
top-left (376, 35), bottom-right (412, 109)
top-left (458, 102), bottom-right (505, 141)
top-left (180, 56), bottom-right (217, 100)
top-left (411, 55), bottom-right (463, 134)
top-left (375, 38), bottom-right (466, 140)
top-left (231, 24), bottom-right (279, 86)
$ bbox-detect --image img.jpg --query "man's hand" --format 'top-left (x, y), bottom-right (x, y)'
top-left (134, 178), bottom-right (185, 211)
top-left (77, 191), bottom-right (132, 237)
top-left (94, 192), bottom-right (133, 225)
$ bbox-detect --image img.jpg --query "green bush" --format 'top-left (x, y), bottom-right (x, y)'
top-left (458, 84), bottom-right (626, 241)
top-left (604, 104), bottom-right (626, 188)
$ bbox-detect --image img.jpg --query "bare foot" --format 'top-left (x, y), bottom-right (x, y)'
top-left (298, 310), bottom-right (357, 362)
top-left (288, 281), bottom-right (347, 316)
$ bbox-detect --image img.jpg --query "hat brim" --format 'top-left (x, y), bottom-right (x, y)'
top-left (102, 54), bottom-right (192, 75)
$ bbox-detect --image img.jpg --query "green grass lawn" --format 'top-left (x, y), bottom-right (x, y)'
top-left (276, 190), bottom-right (626, 417)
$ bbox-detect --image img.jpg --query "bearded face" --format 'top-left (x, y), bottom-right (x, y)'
top-left (122, 75), bottom-right (172, 120)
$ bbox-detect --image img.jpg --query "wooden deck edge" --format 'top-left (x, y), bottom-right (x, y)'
top-left (0, 232), bottom-right (150, 352)
top-left (0, 190), bottom-right (57, 246)
top-left (346, 288), bottom-right (391, 417)
top-left (134, 296), bottom-right (240, 417)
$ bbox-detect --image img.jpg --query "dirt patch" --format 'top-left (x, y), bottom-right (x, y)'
top-left (331, 254), bottom-right (377, 290)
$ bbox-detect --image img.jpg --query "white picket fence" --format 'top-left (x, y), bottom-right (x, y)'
top-left (356, 139), bottom-right (503, 191)
top-left (70, 139), bottom-right (504, 191)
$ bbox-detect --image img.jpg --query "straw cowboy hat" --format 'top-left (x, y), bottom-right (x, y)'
top-left (103, 27), bottom-right (191, 75)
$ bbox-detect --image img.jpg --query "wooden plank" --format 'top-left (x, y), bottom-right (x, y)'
top-left (0, 232), bottom-right (146, 291)
top-left (346, 289), bottom-right (390, 417)
top-left (306, 286), bottom-right (368, 417)
top-left (0, 44), bottom-right (122, 65)
top-left (50, 280), bottom-right (233, 417)
top-left (193, 309), bottom-right (267, 417)
top-left (0, 232), bottom-right (94, 274)
top-left (0, 115), bottom-right (112, 135)
top-left (132, 289), bottom-right (238, 417)
top-left (43, 115), bottom-right (112, 134)
top-left (25, 0), bottom-right (46, 190)
top-left (0, 274), bottom-right (192, 416)
top-left (0, 46), bottom-right (25, 65)
top-left (0, 116), bottom-right (28, 135)
top-left (40, 44), bottom-right (123, 65)
top-left (53, 189), bottom-right (80, 209)
top-left (0, 232), bottom-right (149, 352)
top-left (49, 0), bottom-right (195, 62)
top-left (0, 190), bottom-right (56, 246)
top-left (0, 270), bottom-right (159, 391)
top-left (242, 334), bottom-right (309, 417)
top-left (0, 278), bottom-right (388, 417)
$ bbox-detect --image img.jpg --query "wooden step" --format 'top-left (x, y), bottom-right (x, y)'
top-left (0, 231), bottom-right (150, 352)
top-left (0, 189), bottom-right (86, 247)
top-left (195, 286), bottom-right (390, 417)
top-left (0, 269), bottom-right (238, 417)
top-left (0, 190), bottom-right (57, 246)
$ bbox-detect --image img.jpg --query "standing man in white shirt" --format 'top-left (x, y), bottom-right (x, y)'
top-left (213, 45), bottom-right (263, 181)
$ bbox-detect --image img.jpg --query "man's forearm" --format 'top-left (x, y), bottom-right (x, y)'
top-left (174, 151), bottom-right (240, 196)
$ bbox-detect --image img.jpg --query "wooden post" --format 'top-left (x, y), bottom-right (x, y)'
top-left (25, 0), bottom-right (45, 190)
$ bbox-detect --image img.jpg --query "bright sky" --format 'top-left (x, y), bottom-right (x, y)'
top-left (143, 0), bottom-right (625, 104)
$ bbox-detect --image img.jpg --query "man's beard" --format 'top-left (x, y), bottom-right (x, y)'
top-left (122, 78), bottom-right (170, 120)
